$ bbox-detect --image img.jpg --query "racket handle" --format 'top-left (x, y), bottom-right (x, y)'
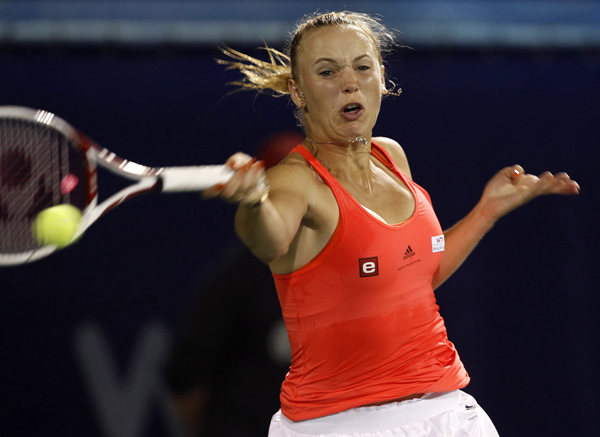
top-left (159, 165), bottom-right (233, 192)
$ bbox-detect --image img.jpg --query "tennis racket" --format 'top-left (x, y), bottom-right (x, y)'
top-left (0, 106), bottom-right (233, 266)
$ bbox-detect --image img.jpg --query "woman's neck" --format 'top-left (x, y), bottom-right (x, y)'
top-left (302, 136), bottom-right (374, 186)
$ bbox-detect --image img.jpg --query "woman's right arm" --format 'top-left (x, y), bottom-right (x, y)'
top-left (203, 153), bottom-right (309, 263)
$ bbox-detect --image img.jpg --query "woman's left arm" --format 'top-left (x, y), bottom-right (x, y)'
top-left (432, 165), bottom-right (580, 289)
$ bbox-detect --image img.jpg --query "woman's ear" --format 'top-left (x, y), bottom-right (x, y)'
top-left (288, 78), bottom-right (303, 109)
top-left (380, 65), bottom-right (386, 94)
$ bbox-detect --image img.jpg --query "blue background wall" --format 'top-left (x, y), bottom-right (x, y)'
top-left (1, 2), bottom-right (599, 436)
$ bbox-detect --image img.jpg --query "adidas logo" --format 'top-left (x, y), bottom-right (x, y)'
top-left (403, 245), bottom-right (415, 260)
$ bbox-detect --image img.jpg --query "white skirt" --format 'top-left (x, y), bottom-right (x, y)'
top-left (268, 391), bottom-right (499, 437)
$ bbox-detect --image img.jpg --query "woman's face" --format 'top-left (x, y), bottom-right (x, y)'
top-left (290, 25), bottom-right (385, 143)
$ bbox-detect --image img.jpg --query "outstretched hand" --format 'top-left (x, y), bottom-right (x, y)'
top-left (478, 165), bottom-right (580, 222)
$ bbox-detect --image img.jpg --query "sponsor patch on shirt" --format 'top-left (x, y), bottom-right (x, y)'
top-left (432, 235), bottom-right (445, 252)
top-left (359, 257), bottom-right (379, 277)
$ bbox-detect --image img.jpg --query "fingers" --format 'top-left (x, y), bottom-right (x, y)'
top-left (502, 164), bottom-right (525, 183)
top-left (221, 159), bottom-right (264, 200)
top-left (202, 152), bottom-right (252, 200)
top-left (493, 164), bottom-right (580, 203)
top-left (553, 172), bottom-right (581, 193)
top-left (201, 183), bottom-right (225, 199)
top-left (525, 169), bottom-right (581, 196)
top-left (202, 153), bottom-right (267, 204)
top-left (548, 175), bottom-right (581, 195)
top-left (224, 152), bottom-right (252, 171)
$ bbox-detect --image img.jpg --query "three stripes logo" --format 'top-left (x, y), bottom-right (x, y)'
top-left (403, 245), bottom-right (416, 260)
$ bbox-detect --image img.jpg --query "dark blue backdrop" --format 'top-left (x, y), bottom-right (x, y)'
top-left (0, 46), bottom-right (598, 436)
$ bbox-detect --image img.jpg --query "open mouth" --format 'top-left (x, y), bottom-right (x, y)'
top-left (342, 103), bottom-right (363, 114)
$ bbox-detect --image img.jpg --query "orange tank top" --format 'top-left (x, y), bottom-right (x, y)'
top-left (273, 143), bottom-right (470, 421)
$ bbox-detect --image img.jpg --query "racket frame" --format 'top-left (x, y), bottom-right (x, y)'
top-left (0, 106), bottom-right (232, 265)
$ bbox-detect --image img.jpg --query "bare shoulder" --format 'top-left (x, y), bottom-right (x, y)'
top-left (264, 151), bottom-right (325, 210)
top-left (372, 136), bottom-right (412, 179)
top-left (266, 151), bottom-right (319, 188)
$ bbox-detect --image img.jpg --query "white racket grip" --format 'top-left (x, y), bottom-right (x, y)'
top-left (159, 165), bottom-right (234, 192)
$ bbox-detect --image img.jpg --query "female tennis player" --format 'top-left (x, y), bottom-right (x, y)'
top-left (203, 11), bottom-right (580, 437)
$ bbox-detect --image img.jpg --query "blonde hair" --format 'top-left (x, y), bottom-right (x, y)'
top-left (217, 11), bottom-right (400, 122)
top-left (217, 45), bottom-right (291, 96)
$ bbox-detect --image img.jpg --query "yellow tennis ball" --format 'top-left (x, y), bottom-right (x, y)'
top-left (33, 204), bottom-right (83, 248)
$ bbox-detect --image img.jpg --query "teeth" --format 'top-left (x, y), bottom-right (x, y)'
top-left (345, 104), bottom-right (360, 112)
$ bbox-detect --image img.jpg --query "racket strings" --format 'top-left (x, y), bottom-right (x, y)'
top-left (0, 118), bottom-right (85, 253)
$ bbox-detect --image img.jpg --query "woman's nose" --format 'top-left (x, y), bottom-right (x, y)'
top-left (341, 70), bottom-right (359, 93)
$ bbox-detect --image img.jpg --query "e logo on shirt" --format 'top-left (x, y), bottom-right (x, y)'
top-left (359, 257), bottom-right (379, 277)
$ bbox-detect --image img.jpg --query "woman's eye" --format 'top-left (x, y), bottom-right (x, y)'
top-left (357, 65), bottom-right (370, 71)
top-left (319, 70), bottom-right (333, 77)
